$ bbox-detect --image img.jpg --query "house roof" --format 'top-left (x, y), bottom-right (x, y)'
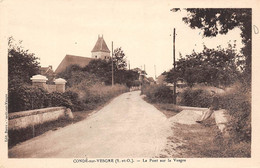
top-left (40, 67), bottom-right (49, 72)
top-left (91, 36), bottom-right (110, 53)
top-left (40, 66), bottom-right (54, 75)
top-left (55, 55), bottom-right (93, 74)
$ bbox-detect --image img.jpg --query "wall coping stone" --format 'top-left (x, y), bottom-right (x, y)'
top-left (54, 78), bottom-right (67, 84)
top-left (9, 107), bottom-right (66, 120)
top-left (30, 74), bottom-right (48, 82)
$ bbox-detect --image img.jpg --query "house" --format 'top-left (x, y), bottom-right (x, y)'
top-left (40, 65), bottom-right (55, 83)
top-left (55, 35), bottom-right (110, 74)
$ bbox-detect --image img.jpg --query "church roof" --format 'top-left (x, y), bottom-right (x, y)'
top-left (55, 55), bottom-right (93, 74)
top-left (91, 35), bottom-right (110, 53)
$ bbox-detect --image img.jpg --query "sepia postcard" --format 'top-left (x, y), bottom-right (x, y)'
top-left (0, 0), bottom-right (260, 167)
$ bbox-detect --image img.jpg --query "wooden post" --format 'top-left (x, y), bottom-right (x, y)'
top-left (173, 28), bottom-right (177, 105)
top-left (112, 41), bottom-right (114, 86)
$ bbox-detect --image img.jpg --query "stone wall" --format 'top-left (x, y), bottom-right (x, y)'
top-left (9, 107), bottom-right (73, 130)
top-left (47, 84), bottom-right (57, 93)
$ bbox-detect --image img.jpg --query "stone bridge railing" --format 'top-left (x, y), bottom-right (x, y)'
top-left (9, 107), bottom-right (73, 131)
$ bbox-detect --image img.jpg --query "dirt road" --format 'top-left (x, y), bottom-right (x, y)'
top-left (9, 91), bottom-right (171, 158)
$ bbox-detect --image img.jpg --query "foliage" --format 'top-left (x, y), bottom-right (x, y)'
top-left (57, 64), bottom-right (101, 87)
top-left (114, 69), bottom-right (139, 87)
top-left (8, 84), bottom-right (48, 113)
top-left (171, 122), bottom-right (250, 157)
top-left (84, 84), bottom-right (129, 110)
top-left (113, 47), bottom-right (127, 70)
top-left (165, 45), bottom-right (242, 87)
top-left (179, 88), bottom-right (212, 108)
top-left (8, 37), bottom-right (40, 87)
top-left (8, 37), bottom-right (42, 112)
top-left (83, 59), bottom-right (113, 85)
top-left (83, 59), bottom-right (139, 87)
top-left (142, 85), bottom-right (174, 103)
top-left (182, 8), bottom-right (251, 82)
top-left (219, 83), bottom-right (251, 143)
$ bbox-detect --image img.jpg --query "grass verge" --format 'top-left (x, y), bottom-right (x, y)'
top-left (163, 117), bottom-right (250, 158)
top-left (143, 97), bottom-right (182, 118)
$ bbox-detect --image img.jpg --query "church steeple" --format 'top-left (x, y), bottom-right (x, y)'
top-left (91, 35), bottom-right (110, 52)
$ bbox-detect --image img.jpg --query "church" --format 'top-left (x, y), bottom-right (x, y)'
top-left (55, 35), bottom-right (111, 74)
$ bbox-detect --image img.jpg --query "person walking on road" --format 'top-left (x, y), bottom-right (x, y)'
top-left (196, 90), bottom-right (219, 123)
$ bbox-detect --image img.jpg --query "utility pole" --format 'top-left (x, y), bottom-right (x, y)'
top-left (173, 28), bottom-right (177, 105)
top-left (154, 65), bottom-right (157, 80)
top-left (112, 41), bottom-right (114, 86)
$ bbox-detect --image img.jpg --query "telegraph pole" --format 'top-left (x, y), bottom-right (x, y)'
top-left (173, 28), bottom-right (177, 104)
top-left (112, 41), bottom-right (114, 86)
top-left (154, 65), bottom-right (157, 80)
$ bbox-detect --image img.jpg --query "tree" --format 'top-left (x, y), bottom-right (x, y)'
top-left (113, 47), bottom-right (127, 70)
top-left (165, 45), bottom-right (242, 87)
top-left (57, 64), bottom-right (101, 87)
top-left (8, 37), bottom-right (41, 112)
top-left (114, 69), bottom-right (139, 87)
top-left (8, 37), bottom-right (40, 86)
top-left (180, 8), bottom-right (251, 83)
top-left (83, 59), bottom-right (112, 85)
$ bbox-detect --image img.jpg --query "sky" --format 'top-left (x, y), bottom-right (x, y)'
top-left (3, 0), bottom-right (243, 79)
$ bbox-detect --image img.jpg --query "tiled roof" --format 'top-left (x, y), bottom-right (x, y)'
top-left (55, 55), bottom-right (93, 74)
top-left (40, 66), bottom-right (54, 75)
top-left (91, 36), bottom-right (110, 53)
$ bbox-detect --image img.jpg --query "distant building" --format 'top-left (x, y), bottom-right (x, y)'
top-left (91, 35), bottom-right (111, 60)
top-left (147, 77), bottom-right (156, 85)
top-left (55, 55), bottom-right (92, 74)
top-left (55, 35), bottom-right (110, 74)
top-left (40, 65), bottom-right (55, 83)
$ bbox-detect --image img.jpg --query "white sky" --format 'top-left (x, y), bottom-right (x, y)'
top-left (3, 0), bottom-right (243, 78)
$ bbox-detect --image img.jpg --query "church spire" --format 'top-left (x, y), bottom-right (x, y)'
top-left (91, 35), bottom-right (111, 60)
top-left (91, 35), bottom-right (110, 53)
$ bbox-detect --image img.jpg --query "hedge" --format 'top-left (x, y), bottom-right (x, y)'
top-left (179, 88), bottom-right (212, 108)
top-left (142, 84), bottom-right (174, 103)
top-left (8, 84), bottom-right (128, 113)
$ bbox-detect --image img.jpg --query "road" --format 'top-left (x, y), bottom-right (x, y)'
top-left (9, 91), bottom-right (172, 158)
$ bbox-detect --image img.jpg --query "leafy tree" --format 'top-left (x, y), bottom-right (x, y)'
top-left (180, 8), bottom-right (251, 82)
top-left (57, 64), bottom-right (101, 87)
top-left (8, 37), bottom-right (40, 86)
top-left (8, 37), bottom-right (40, 112)
top-left (113, 47), bottom-right (127, 70)
top-left (83, 59), bottom-right (112, 85)
top-left (165, 45), bottom-right (242, 87)
top-left (114, 69), bottom-right (139, 87)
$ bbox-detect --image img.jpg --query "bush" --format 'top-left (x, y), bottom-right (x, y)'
top-left (8, 84), bottom-right (83, 113)
top-left (179, 88), bottom-right (212, 107)
top-left (63, 91), bottom-right (85, 111)
top-left (143, 84), bottom-right (174, 103)
top-left (8, 85), bottom-right (48, 113)
top-left (219, 84), bottom-right (251, 143)
top-left (85, 84), bottom-right (129, 109)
